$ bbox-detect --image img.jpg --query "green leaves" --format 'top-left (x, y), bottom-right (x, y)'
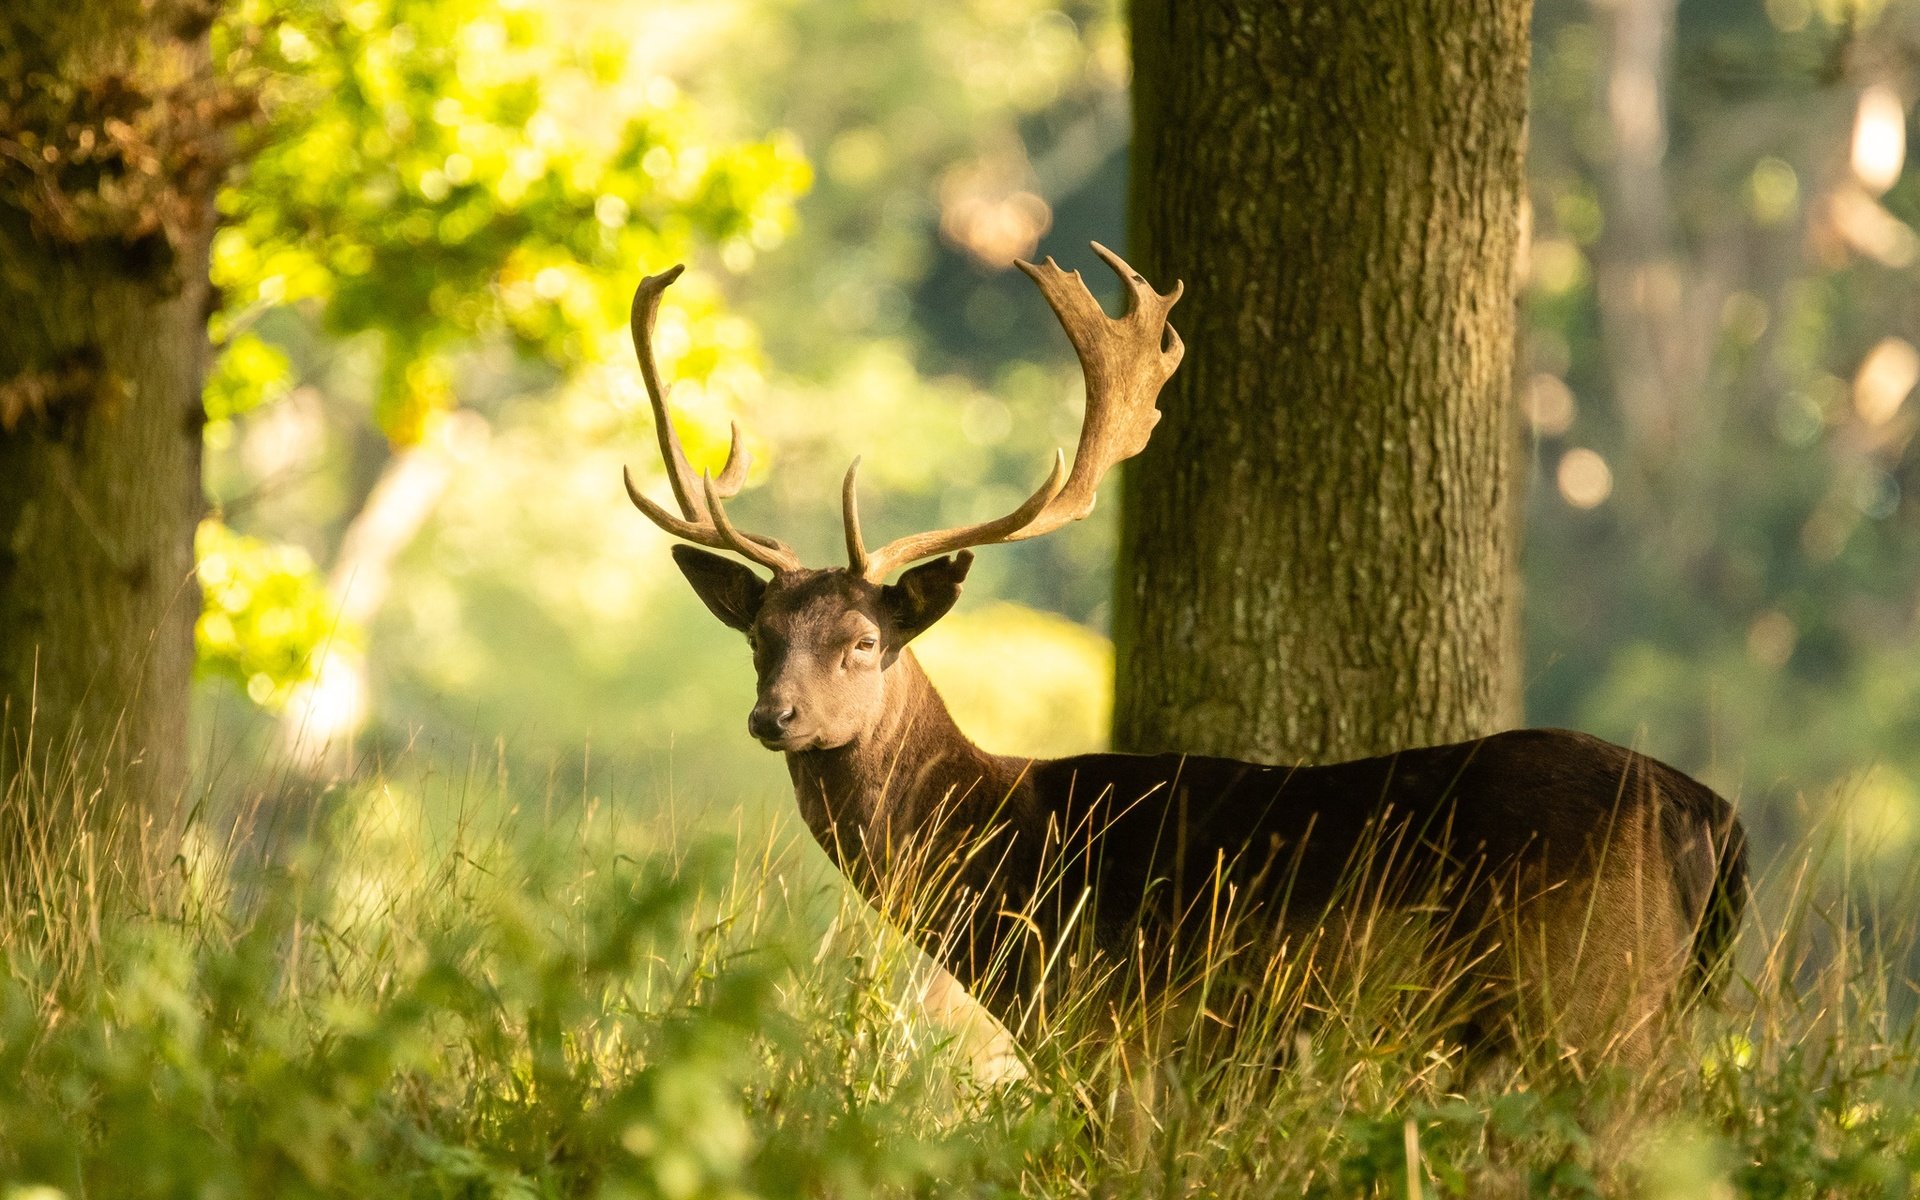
top-left (194, 518), bottom-right (350, 708)
top-left (210, 0), bottom-right (810, 440)
top-left (202, 332), bottom-right (294, 425)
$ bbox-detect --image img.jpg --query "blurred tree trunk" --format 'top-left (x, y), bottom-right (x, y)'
top-left (1115, 2), bottom-right (1529, 764)
top-left (0, 1), bottom-right (233, 874)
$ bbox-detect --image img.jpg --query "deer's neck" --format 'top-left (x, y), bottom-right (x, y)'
top-left (784, 650), bottom-right (1022, 882)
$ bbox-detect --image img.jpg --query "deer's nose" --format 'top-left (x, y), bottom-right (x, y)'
top-left (748, 704), bottom-right (797, 742)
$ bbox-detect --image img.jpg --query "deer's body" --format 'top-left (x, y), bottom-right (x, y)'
top-left (620, 245), bottom-right (1749, 1066)
top-left (787, 646), bottom-right (1745, 1058)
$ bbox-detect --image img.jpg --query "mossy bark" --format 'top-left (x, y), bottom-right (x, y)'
top-left (0, 1), bottom-right (225, 862)
top-left (1116, 2), bottom-right (1529, 764)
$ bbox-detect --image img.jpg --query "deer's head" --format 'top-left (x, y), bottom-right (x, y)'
top-left (623, 246), bottom-right (1184, 753)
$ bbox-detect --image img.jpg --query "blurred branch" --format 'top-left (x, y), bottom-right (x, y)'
top-left (325, 417), bottom-right (476, 629)
top-left (277, 411), bottom-right (487, 777)
top-left (1592, 0), bottom-right (1735, 545)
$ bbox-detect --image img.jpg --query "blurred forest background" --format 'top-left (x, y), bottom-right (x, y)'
top-left (195, 0), bottom-right (1920, 873)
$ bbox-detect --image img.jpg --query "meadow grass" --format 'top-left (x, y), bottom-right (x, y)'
top-left (2, 744), bottom-right (1919, 1199)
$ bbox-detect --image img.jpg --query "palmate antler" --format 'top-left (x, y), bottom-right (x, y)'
top-left (624, 245), bottom-right (1183, 581)
top-left (843, 243), bottom-right (1184, 581)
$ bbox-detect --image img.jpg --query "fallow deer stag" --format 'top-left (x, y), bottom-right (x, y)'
top-left (621, 244), bottom-right (1748, 1066)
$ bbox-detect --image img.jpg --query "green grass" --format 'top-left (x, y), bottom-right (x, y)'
top-left (4, 750), bottom-right (1920, 1198)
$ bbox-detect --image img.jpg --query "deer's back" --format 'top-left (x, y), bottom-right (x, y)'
top-left (1024, 728), bottom-right (1739, 960)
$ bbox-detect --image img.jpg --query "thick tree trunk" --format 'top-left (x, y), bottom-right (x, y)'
top-left (0, 3), bottom-right (225, 871)
top-left (1116, 2), bottom-right (1529, 764)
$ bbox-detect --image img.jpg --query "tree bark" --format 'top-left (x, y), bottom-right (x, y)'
top-left (0, 1), bottom-right (227, 868)
top-left (1116, 2), bottom-right (1529, 764)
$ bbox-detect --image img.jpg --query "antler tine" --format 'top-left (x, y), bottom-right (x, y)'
top-left (1089, 240), bottom-right (1185, 322)
top-left (859, 450), bottom-right (1066, 582)
top-left (711, 421), bottom-right (751, 497)
top-left (622, 266), bottom-right (797, 573)
top-left (631, 265), bottom-right (709, 522)
top-left (624, 464), bottom-right (710, 544)
top-left (702, 473), bottom-right (803, 574)
top-left (842, 458), bottom-right (871, 577)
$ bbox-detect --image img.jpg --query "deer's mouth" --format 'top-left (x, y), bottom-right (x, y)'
top-left (757, 731), bottom-right (816, 752)
top-left (759, 727), bottom-right (858, 753)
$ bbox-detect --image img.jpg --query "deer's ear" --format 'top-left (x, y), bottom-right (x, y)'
top-left (882, 551), bottom-right (973, 647)
top-left (672, 545), bottom-right (767, 632)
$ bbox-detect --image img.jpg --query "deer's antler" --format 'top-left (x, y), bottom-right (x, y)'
top-left (622, 265), bottom-right (802, 575)
top-left (846, 243), bottom-right (1183, 582)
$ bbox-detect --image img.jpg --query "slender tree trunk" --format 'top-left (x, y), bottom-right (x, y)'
top-left (1116, 2), bottom-right (1530, 764)
top-left (0, 1), bottom-right (229, 869)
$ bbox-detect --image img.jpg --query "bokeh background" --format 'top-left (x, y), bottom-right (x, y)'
top-left (197, 0), bottom-right (1920, 876)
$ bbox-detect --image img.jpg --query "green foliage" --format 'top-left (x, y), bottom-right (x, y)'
top-left (1708, 1050), bottom-right (1919, 1198)
top-left (211, 0), bottom-right (809, 442)
top-left (1319, 1091), bottom-right (1604, 1199)
top-left (202, 331), bottom-right (294, 425)
top-left (195, 518), bottom-right (349, 707)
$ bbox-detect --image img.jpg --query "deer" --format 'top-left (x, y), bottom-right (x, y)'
top-left (620, 244), bottom-right (1749, 1071)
